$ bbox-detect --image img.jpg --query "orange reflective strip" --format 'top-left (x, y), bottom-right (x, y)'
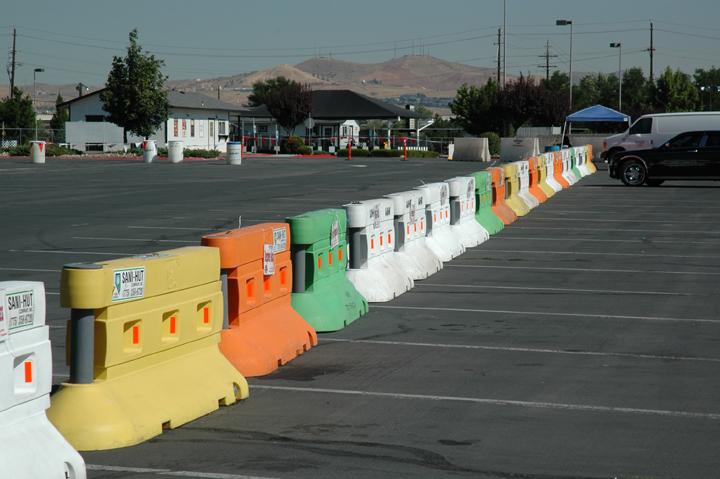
top-left (170, 316), bottom-right (176, 334)
top-left (339, 248), bottom-right (343, 261)
top-left (388, 233), bottom-right (392, 243)
top-left (414, 223), bottom-right (417, 232)
top-left (329, 252), bottom-right (333, 265)
top-left (247, 281), bottom-right (253, 299)
top-left (434, 213), bottom-right (437, 222)
top-left (132, 325), bottom-right (139, 344)
top-left (421, 221), bottom-right (424, 230)
top-left (280, 268), bottom-right (287, 287)
top-left (371, 239), bottom-right (374, 249)
top-left (203, 307), bottom-right (209, 324)
top-left (407, 225), bottom-right (410, 235)
top-left (24, 360), bottom-right (32, 383)
top-left (380, 235), bottom-right (383, 246)
top-left (318, 256), bottom-right (322, 269)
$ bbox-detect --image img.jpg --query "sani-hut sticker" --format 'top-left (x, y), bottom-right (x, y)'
top-left (5, 289), bottom-right (36, 332)
top-left (112, 266), bottom-right (145, 302)
top-left (263, 244), bottom-right (275, 276)
top-left (273, 228), bottom-right (287, 253)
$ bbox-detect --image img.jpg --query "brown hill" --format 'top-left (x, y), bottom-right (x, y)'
top-left (294, 55), bottom-right (498, 91)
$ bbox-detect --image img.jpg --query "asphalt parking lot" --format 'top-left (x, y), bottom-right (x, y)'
top-left (2, 155), bottom-right (719, 479)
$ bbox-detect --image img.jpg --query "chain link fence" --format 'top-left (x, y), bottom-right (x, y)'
top-left (0, 128), bottom-right (66, 147)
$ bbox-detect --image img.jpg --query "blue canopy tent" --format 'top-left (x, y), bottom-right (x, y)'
top-left (561, 105), bottom-right (630, 147)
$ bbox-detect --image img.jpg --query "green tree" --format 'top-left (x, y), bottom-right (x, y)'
top-left (265, 82), bottom-right (313, 138)
top-left (50, 93), bottom-right (68, 129)
top-left (497, 73), bottom-right (542, 134)
top-left (450, 80), bottom-right (501, 136)
top-left (693, 66), bottom-right (720, 111)
top-left (0, 87), bottom-right (36, 129)
top-left (246, 76), bottom-right (294, 107)
top-left (541, 71), bottom-right (569, 95)
top-left (654, 67), bottom-right (699, 112)
top-left (101, 29), bottom-right (169, 142)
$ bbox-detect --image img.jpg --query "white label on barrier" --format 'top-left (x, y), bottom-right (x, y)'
top-left (0, 293), bottom-right (7, 341)
top-left (467, 179), bottom-right (474, 199)
top-left (440, 185), bottom-right (448, 205)
top-left (330, 221), bottom-right (339, 249)
top-left (5, 289), bottom-right (36, 332)
top-left (112, 267), bottom-right (145, 302)
top-left (409, 200), bottom-right (416, 223)
top-left (264, 244), bottom-right (275, 275)
top-left (486, 175), bottom-right (491, 192)
top-left (371, 204), bottom-right (380, 229)
top-left (273, 227), bottom-right (287, 253)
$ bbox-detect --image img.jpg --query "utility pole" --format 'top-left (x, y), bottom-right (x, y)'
top-left (503, 0), bottom-right (507, 88)
top-left (495, 28), bottom-right (502, 84)
top-left (538, 39), bottom-right (557, 81)
top-left (9, 28), bottom-right (17, 92)
top-left (647, 22), bottom-right (655, 82)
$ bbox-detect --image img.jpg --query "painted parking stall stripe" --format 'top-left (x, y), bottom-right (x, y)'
top-left (250, 385), bottom-right (720, 420)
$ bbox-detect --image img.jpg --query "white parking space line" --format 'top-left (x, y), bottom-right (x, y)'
top-left (415, 283), bottom-right (700, 297)
top-left (524, 217), bottom-right (717, 224)
top-left (0, 267), bottom-right (58, 272)
top-left (128, 226), bottom-right (222, 231)
top-left (445, 264), bottom-right (720, 276)
top-left (507, 226), bottom-right (718, 234)
top-left (467, 249), bottom-right (720, 259)
top-left (251, 385), bottom-right (720, 420)
top-left (86, 464), bottom-right (276, 479)
top-left (498, 236), bottom-right (720, 245)
top-left (9, 249), bottom-right (130, 256)
top-left (73, 237), bottom-right (197, 244)
top-left (373, 305), bottom-right (719, 324)
top-left (320, 338), bottom-right (720, 363)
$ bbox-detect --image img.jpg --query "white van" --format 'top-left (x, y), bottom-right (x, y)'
top-left (602, 112), bottom-right (720, 159)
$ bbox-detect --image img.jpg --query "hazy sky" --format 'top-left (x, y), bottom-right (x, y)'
top-left (3, 0), bottom-right (719, 89)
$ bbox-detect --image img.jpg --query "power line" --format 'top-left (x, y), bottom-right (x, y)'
top-left (538, 39), bottom-right (557, 80)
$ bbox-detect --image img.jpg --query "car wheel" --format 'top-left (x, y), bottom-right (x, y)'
top-left (645, 179), bottom-right (665, 186)
top-left (620, 160), bottom-right (646, 186)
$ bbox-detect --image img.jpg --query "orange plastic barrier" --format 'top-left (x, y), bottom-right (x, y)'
top-left (585, 144), bottom-right (597, 173)
top-left (485, 167), bottom-right (517, 225)
top-left (524, 157), bottom-right (547, 203)
top-left (202, 224), bottom-right (317, 377)
top-left (553, 151), bottom-right (571, 189)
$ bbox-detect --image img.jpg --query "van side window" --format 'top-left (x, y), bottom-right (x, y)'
top-left (629, 118), bottom-right (652, 135)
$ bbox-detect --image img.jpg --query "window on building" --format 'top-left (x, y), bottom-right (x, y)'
top-left (86, 115), bottom-right (105, 122)
top-left (219, 121), bottom-right (226, 135)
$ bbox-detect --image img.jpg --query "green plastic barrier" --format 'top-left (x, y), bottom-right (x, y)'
top-left (286, 209), bottom-right (368, 332)
top-left (570, 147), bottom-right (584, 180)
top-left (467, 171), bottom-right (504, 235)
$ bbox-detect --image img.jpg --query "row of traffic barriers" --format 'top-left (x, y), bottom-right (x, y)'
top-left (1, 146), bottom-right (594, 475)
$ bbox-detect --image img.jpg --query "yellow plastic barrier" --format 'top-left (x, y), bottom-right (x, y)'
top-left (585, 144), bottom-right (597, 173)
top-left (501, 163), bottom-right (530, 216)
top-left (536, 155), bottom-right (556, 199)
top-left (47, 247), bottom-right (248, 451)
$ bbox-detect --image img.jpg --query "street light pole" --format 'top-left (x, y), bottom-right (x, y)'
top-left (700, 85), bottom-right (720, 110)
top-left (33, 68), bottom-right (45, 141)
top-left (556, 20), bottom-right (573, 110)
top-left (610, 43), bottom-right (622, 111)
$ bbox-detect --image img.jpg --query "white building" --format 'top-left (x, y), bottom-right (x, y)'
top-left (60, 89), bottom-right (247, 152)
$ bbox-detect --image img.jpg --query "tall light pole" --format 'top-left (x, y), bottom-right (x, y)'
top-left (33, 68), bottom-right (44, 141)
top-left (700, 85), bottom-right (720, 110)
top-left (610, 43), bottom-right (622, 111)
top-left (503, 0), bottom-right (507, 88)
top-left (556, 19), bottom-right (573, 110)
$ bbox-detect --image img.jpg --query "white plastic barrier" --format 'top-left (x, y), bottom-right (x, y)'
top-left (576, 147), bottom-right (592, 177)
top-left (446, 177), bottom-right (489, 248)
top-left (168, 140), bottom-right (183, 164)
top-left (562, 149), bottom-right (578, 185)
top-left (227, 141), bottom-right (243, 165)
top-left (500, 137), bottom-right (540, 162)
top-left (0, 281), bottom-right (86, 479)
top-left (414, 182), bottom-right (465, 262)
top-left (544, 152), bottom-right (563, 192)
top-left (345, 199), bottom-right (414, 302)
top-left (452, 137), bottom-right (490, 161)
top-left (515, 161), bottom-right (540, 209)
top-left (384, 190), bottom-right (443, 280)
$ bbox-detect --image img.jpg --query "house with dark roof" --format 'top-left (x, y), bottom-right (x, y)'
top-left (239, 90), bottom-right (430, 152)
top-left (59, 89), bottom-right (247, 152)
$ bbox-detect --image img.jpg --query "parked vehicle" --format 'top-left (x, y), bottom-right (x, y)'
top-left (602, 112), bottom-right (720, 160)
top-left (608, 131), bottom-right (720, 186)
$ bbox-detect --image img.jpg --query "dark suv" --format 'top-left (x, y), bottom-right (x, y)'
top-left (608, 131), bottom-right (720, 186)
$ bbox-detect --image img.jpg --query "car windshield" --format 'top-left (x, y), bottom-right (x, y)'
top-left (667, 133), bottom-right (704, 148)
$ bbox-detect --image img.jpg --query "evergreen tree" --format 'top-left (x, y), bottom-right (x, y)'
top-left (50, 93), bottom-right (68, 130)
top-left (0, 87), bottom-right (36, 129)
